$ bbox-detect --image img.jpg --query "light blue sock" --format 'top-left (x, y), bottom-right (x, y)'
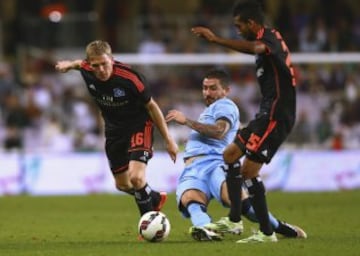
top-left (268, 212), bottom-right (279, 229)
top-left (187, 203), bottom-right (211, 227)
top-left (244, 206), bottom-right (280, 229)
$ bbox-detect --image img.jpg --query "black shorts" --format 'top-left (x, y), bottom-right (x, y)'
top-left (234, 114), bottom-right (294, 164)
top-left (105, 120), bottom-right (154, 175)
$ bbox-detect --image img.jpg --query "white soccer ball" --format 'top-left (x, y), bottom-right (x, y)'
top-left (138, 211), bottom-right (171, 242)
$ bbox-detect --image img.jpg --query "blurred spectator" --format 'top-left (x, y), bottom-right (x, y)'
top-left (325, 64), bottom-right (347, 92)
top-left (138, 28), bottom-right (167, 54)
top-left (2, 94), bottom-right (30, 151)
top-left (291, 2), bottom-right (311, 43)
top-left (336, 19), bottom-right (354, 51)
top-left (40, 113), bottom-right (74, 152)
top-left (100, 0), bottom-right (121, 51)
top-left (273, 1), bottom-right (297, 50)
top-left (315, 110), bottom-right (333, 145)
top-left (330, 131), bottom-right (344, 150)
top-left (298, 16), bottom-right (327, 52)
top-left (1, 0), bottom-right (360, 152)
top-left (344, 75), bottom-right (359, 103)
top-left (323, 28), bottom-right (341, 52)
top-left (139, 0), bottom-right (165, 36)
top-left (70, 98), bottom-right (98, 135)
top-left (72, 0), bottom-right (95, 44)
top-left (0, 63), bottom-right (18, 108)
top-left (288, 111), bottom-right (313, 147)
top-left (2, 0), bottom-right (359, 53)
top-left (353, 18), bottom-right (360, 45)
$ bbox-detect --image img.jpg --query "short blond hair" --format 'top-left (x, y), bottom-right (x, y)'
top-left (85, 40), bottom-right (112, 60)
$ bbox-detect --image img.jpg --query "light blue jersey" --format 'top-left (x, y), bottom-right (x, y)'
top-left (177, 97), bottom-right (240, 215)
top-left (176, 97), bottom-right (283, 231)
top-left (183, 98), bottom-right (240, 159)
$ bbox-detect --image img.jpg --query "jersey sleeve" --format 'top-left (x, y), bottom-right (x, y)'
top-left (259, 29), bottom-right (284, 57)
top-left (134, 72), bottom-right (152, 104)
top-left (80, 60), bottom-right (92, 71)
top-left (259, 36), bottom-right (279, 56)
top-left (213, 99), bottom-right (239, 128)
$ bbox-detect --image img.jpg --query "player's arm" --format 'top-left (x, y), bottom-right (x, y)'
top-left (146, 98), bottom-right (178, 162)
top-left (55, 60), bottom-right (83, 73)
top-left (166, 109), bottom-right (230, 140)
top-left (191, 26), bottom-right (266, 54)
top-left (186, 118), bottom-right (230, 140)
top-left (213, 37), bottom-right (266, 55)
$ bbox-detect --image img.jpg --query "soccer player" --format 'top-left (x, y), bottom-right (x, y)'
top-left (191, 0), bottom-right (297, 243)
top-left (166, 69), bottom-right (306, 241)
top-left (55, 40), bottom-right (178, 216)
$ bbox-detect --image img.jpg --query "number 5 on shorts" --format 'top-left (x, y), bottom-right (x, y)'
top-left (246, 133), bottom-right (261, 152)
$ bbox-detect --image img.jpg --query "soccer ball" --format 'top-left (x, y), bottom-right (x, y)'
top-left (138, 211), bottom-right (171, 242)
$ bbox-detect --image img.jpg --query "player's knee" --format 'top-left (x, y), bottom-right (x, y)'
top-left (180, 190), bottom-right (195, 206)
top-left (223, 146), bottom-right (241, 164)
top-left (223, 150), bottom-right (235, 164)
top-left (129, 174), bottom-right (145, 188)
top-left (181, 190), bottom-right (206, 207)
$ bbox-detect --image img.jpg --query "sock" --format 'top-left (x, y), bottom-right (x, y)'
top-left (245, 177), bottom-right (273, 235)
top-left (150, 190), bottom-right (161, 208)
top-left (269, 214), bottom-right (280, 230)
top-left (242, 198), bottom-right (280, 230)
top-left (224, 161), bottom-right (242, 222)
top-left (242, 197), bottom-right (258, 222)
top-left (123, 188), bottom-right (135, 196)
top-left (187, 202), bottom-right (211, 227)
top-left (274, 221), bottom-right (298, 237)
top-left (134, 184), bottom-right (153, 216)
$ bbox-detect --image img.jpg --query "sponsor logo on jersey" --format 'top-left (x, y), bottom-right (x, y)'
top-left (256, 67), bottom-right (264, 77)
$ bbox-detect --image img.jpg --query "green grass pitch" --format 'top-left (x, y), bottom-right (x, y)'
top-left (1, 190), bottom-right (360, 256)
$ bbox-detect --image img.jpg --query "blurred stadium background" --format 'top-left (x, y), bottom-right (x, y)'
top-left (0, 0), bottom-right (359, 195)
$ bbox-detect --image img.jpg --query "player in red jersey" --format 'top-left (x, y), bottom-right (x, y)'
top-left (55, 40), bottom-right (178, 216)
top-left (192, 0), bottom-right (297, 243)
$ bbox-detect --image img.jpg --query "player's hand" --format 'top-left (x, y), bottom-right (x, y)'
top-left (166, 138), bottom-right (178, 163)
top-left (165, 110), bottom-right (186, 125)
top-left (55, 60), bottom-right (81, 73)
top-left (55, 61), bottom-right (72, 73)
top-left (191, 26), bottom-right (217, 42)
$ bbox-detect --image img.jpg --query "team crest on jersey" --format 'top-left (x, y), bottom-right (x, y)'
top-left (89, 84), bottom-right (96, 90)
top-left (113, 88), bottom-right (125, 97)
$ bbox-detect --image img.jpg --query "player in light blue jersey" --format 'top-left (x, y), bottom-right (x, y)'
top-left (166, 69), bottom-right (306, 241)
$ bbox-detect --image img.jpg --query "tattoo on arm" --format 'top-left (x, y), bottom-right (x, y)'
top-left (185, 119), bottom-right (230, 139)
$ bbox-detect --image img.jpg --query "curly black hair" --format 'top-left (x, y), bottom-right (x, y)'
top-left (232, 0), bottom-right (265, 25)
